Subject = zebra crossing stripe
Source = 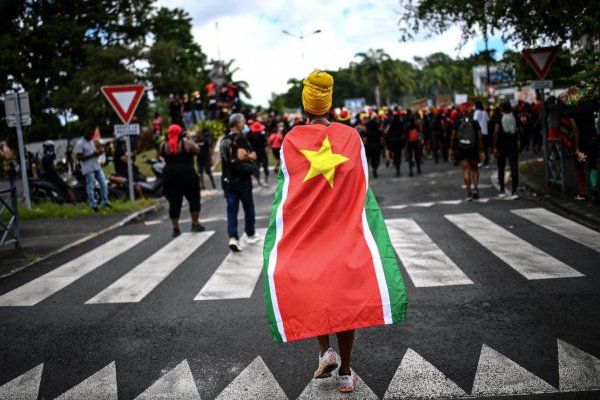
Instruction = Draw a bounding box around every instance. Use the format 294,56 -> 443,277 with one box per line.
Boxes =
386,218 -> 473,287
471,344 -> 557,396
86,232 -> 214,304
55,362 -> 117,400
446,213 -> 584,280
214,356 -> 287,400
512,208 -> 600,252
0,235 -> 149,307
0,363 -> 42,400
195,229 -> 266,301
383,349 -> 467,399
134,360 -> 200,400
558,339 -> 600,392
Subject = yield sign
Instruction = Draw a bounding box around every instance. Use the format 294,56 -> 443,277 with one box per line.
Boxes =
101,84 -> 145,124
521,46 -> 559,80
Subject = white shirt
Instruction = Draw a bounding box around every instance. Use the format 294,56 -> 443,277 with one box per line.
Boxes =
74,138 -> 101,175
474,109 -> 490,135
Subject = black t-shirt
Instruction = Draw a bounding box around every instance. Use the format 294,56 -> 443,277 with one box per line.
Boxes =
388,116 -> 404,145
193,97 -> 203,111
247,132 -> 267,155
113,146 -> 128,176
567,102 -> 598,145
453,117 -> 481,151
41,153 -> 56,177
221,133 -> 252,184
495,112 -> 520,150
196,134 -> 213,158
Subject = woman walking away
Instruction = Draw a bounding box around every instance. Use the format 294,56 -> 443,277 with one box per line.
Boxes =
451,103 -> 485,201
263,71 -> 407,393
494,101 -> 522,199
160,124 -> 205,237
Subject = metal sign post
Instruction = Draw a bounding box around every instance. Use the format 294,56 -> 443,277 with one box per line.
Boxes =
115,124 -> 140,202
4,92 -> 32,209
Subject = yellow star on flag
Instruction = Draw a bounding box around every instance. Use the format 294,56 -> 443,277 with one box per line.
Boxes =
300,135 -> 349,188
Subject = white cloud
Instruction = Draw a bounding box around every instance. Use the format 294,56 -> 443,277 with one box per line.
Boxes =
156,0 -> 480,106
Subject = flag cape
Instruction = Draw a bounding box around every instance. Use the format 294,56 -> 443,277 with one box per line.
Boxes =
263,122 -> 407,343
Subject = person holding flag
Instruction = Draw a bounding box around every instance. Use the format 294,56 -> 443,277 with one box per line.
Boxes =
263,71 -> 408,393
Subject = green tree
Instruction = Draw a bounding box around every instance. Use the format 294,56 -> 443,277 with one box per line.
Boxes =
352,49 -> 395,107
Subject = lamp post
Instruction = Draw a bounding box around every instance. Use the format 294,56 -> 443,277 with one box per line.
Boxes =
282,29 -> 322,75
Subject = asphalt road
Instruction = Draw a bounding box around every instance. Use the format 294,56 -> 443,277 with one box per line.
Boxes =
1,156 -> 599,400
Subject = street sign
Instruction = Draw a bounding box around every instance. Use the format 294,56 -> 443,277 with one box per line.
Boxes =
531,80 -> 553,90
114,123 -> 140,138
101,84 -> 145,124
522,46 -> 559,80
4,92 -> 31,127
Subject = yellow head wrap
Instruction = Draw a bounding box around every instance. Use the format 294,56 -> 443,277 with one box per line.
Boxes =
302,71 -> 333,116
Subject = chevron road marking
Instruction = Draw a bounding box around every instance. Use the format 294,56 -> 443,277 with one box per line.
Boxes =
195,228 -> 267,300
512,208 -> 600,252
134,360 -> 200,400
214,356 -> 287,400
387,218 -> 473,287
0,235 -> 149,307
446,213 -> 584,280
55,362 -> 117,400
86,232 -> 214,304
0,363 -> 43,400
558,339 -> 600,392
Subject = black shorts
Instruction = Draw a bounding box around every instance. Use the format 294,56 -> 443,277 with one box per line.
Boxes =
272,148 -> 281,160
456,147 -> 479,161
197,156 -> 211,175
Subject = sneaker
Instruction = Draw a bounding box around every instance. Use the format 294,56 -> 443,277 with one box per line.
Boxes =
246,234 -> 260,244
574,194 -> 587,201
472,190 -> 480,200
92,206 -> 99,213
313,348 -> 339,379
172,228 -> 181,237
103,203 -> 112,209
191,224 -> 206,232
498,191 -> 507,198
228,237 -> 242,252
510,192 -> 519,200
466,192 -> 473,202
338,370 -> 356,392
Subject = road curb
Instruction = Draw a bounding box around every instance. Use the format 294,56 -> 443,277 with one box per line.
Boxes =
490,164 -> 600,232
0,203 -> 161,279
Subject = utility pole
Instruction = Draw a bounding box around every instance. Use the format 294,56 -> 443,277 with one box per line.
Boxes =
282,29 -> 322,76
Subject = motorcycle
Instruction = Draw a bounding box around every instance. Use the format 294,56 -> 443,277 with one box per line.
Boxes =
108,158 -> 164,199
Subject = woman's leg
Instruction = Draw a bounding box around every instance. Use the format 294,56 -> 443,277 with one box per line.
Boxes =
460,160 -> 471,194
317,335 -> 330,355
471,160 -> 480,191
336,329 -> 355,374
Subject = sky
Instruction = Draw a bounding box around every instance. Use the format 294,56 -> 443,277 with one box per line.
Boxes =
155,0 -> 503,106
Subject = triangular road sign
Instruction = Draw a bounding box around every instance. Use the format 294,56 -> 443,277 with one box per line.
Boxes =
522,46 -> 559,80
101,84 -> 145,124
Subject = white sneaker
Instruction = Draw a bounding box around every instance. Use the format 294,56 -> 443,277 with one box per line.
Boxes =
246,234 -> 261,244
510,192 -> 519,200
314,348 -> 339,379
228,237 -> 242,252
498,192 -> 507,198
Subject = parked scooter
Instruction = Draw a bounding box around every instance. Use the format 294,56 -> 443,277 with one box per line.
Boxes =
108,158 -> 164,199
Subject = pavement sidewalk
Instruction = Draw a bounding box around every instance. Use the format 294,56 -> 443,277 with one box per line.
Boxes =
490,156 -> 600,231
0,204 -> 159,279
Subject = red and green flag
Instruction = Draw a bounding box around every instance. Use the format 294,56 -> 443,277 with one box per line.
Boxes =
263,122 -> 408,343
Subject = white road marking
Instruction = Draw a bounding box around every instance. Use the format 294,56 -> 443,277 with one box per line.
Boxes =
513,208 -> 600,252
86,232 -> 214,304
144,220 -> 162,226
56,362 -> 118,400
386,219 -> 473,287
134,360 -> 200,400
195,229 -> 266,300
0,235 -> 149,307
215,357 -> 287,400
471,344 -> 557,396
384,349 -> 467,399
0,363 -> 43,400
387,204 -> 408,210
438,200 -> 463,205
558,339 -> 600,392
446,213 -> 584,280
299,372 -> 378,399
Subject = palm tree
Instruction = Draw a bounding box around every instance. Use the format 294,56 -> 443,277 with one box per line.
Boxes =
353,49 -> 393,107
209,59 -> 251,99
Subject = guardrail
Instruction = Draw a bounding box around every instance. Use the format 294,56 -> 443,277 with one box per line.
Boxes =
0,185 -> 20,249
546,137 -> 567,195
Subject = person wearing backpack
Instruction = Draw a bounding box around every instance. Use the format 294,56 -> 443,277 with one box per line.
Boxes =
405,110 -> 423,177
493,102 -> 522,199
450,102 -> 485,201
220,113 -> 260,252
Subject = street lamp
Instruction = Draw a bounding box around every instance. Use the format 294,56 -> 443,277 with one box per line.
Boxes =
282,29 -> 322,76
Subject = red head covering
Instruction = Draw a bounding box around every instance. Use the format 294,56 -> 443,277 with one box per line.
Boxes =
459,102 -> 472,112
167,124 -> 182,153
250,121 -> 265,133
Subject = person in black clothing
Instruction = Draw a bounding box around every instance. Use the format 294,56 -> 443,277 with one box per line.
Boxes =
40,140 -> 77,204
168,95 -> 182,126
195,128 -> 216,190
430,109 -> 445,164
450,103 -> 485,200
113,138 -> 145,199
405,111 -> 422,177
160,124 -> 205,237
363,115 -> 383,178
220,113 -> 259,252
493,102 -> 522,199
568,99 -> 600,202
385,109 -> 405,176
192,91 -> 205,122
247,120 -> 269,186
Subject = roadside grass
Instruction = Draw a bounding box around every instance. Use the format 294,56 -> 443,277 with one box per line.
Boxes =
15,198 -> 157,221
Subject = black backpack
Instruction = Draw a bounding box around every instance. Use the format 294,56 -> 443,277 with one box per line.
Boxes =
457,118 -> 476,150
220,134 -> 257,181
